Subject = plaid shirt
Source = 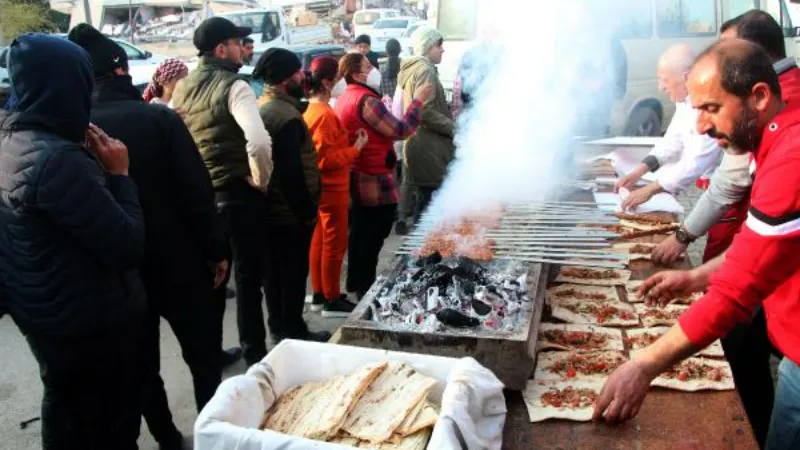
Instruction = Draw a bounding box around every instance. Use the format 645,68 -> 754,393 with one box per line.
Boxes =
380,65 -> 398,98
451,75 -> 463,119
361,96 -> 423,140
351,170 -> 400,206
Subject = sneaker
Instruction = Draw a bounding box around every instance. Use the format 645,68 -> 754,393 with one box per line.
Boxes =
310,292 -> 325,312
322,296 -> 356,318
221,347 -> 242,367
395,220 -> 409,236
304,330 -> 333,342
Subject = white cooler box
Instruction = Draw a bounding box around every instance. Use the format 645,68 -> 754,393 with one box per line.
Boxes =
194,340 -> 507,450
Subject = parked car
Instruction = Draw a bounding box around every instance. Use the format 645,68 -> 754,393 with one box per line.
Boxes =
398,21 -> 427,56
218,8 -> 333,53
368,17 -> 423,54
352,8 -> 401,39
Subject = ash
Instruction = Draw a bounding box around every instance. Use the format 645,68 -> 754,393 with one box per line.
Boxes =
369,253 -> 533,333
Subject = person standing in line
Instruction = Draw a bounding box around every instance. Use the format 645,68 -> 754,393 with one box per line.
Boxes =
397,27 -> 455,222
143,58 -> 189,106
68,24 -> 229,450
355,34 -> 380,68
303,56 -> 368,316
0,34 -> 145,450
252,48 -> 331,343
335,53 -> 431,299
243,37 -> 255,65
171,17 -> 273,366
380,38 -> 402,98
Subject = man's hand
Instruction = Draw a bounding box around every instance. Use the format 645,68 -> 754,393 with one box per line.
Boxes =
621,183 -> 661,211
640,270 -> 705,306
651,235 -> 688,265
214,259 -> 229,289
592,359 -> 655,424
86,123 -> 130,176
614,163 -> 649,193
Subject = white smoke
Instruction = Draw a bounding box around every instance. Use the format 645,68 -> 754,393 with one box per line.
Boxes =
427,0 -> 623,222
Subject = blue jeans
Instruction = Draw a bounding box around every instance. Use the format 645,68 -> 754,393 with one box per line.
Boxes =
767,358 -> 800,449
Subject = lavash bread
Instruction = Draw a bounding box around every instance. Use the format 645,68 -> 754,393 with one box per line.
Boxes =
394,401 -> 439,437
343,362 -> 438,443
264,361 -> 388,440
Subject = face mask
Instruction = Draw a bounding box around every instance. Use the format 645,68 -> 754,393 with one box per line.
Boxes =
331,77 -> 346,98
367,67 -> 381,91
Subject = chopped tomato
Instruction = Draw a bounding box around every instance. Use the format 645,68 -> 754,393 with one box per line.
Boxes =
566,367 -> 577,378
677,372 -> 688,381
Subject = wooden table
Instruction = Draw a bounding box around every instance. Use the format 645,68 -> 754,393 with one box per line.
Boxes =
504,180 -> 759,449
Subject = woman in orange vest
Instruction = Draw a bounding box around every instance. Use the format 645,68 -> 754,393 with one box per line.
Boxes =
303,56 -> 368,317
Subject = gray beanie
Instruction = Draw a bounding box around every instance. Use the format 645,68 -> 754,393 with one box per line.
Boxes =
412,27 -> 444,57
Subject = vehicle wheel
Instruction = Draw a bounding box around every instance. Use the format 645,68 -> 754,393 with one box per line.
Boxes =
623,106 -> 662,136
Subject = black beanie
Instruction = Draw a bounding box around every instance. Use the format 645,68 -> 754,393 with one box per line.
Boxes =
252,48 -> 302,85
68,23 -> 128,75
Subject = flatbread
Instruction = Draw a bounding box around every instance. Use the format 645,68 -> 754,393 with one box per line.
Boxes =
523,378 -> 605,422
369,428 -> 432,450
612,242 -> 659,260
550,298 -> 639,327
394,398 -> 426,437
395,402 -> 438,438
535,350 -> 627,380
625,327 -> 724,358
328,434 -> 361,446
614,212 -> 675,225
554,266 -> 632,286
537,323 -> 625,352
625,280 -> 644,302
630,351 -> 734,391
619,218 -> 679,232
634,304 -> 689,327
264,361 -> 388,440
343,362 -> 437,443
546,283 -> 621,305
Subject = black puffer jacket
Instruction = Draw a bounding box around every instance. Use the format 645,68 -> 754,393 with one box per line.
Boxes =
0,34 -> 146,336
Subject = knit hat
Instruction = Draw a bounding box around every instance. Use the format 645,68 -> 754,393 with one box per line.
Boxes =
355,34 -> 371,46
412,27 -> 443,57
194,17 -> 252,55
143,58 -> 189,103
252,48 -> 302,85
67,23 -> 128,75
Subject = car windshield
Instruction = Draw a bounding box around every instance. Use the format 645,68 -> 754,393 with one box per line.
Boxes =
355,12 -> 381,25
373,19 -> 409,29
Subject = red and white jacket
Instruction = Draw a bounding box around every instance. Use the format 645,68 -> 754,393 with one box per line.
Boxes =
679,102 -> 800,364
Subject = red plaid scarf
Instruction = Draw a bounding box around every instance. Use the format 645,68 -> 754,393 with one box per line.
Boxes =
143,58 -> 188,103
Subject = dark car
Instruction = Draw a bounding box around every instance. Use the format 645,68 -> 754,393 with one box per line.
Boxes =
249,44 -> 347,72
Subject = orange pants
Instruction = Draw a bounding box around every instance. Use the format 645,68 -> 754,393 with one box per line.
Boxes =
310,190 -> 350,300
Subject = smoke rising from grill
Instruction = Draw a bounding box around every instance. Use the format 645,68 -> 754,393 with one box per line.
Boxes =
427,0 -> 624,222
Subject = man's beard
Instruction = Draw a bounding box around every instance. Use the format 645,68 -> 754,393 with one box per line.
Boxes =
707,107 -> 760,154
287,79 -> 305,99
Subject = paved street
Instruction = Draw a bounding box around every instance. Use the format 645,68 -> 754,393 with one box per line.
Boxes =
0,186 -> 754,450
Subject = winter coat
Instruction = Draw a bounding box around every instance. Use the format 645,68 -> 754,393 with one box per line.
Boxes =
397,56 -> 455,188
90,75 -> 228,303
0,35 -> 146,336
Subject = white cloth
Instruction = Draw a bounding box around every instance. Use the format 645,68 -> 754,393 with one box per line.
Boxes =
229,80 -> 273,192
367,66 -> 382,92
391,85 -> 405,120
193,357 -> 505,450
149,97 -> 169,106
648,97 -> 722,193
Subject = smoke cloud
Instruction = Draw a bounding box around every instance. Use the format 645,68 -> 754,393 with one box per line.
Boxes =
427,0 -> 623,222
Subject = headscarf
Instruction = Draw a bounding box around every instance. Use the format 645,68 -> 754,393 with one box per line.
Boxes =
143,58 -> 189,103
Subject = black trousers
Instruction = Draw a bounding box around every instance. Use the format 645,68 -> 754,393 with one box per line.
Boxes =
141,274 -> 223,444
217,183 -> 271,364
262,223 -> 314,341
346,204 -> 396,297
721,308 -> 781,449
26,321 -> 143,450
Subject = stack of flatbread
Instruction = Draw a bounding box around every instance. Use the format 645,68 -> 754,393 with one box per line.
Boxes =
263,361 -> 438,449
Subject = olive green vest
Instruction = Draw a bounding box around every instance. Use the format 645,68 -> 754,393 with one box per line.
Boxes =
257,89 -> 321,224
171,56 -> 249,189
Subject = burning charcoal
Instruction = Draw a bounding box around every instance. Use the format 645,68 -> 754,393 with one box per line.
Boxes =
426,287 -> 440,311
452,275 -> 476,297
471,298 -> 492,316
436,308 -> 480,328
447,257 -> 489,285
419,314 -> 441,333
507,301 -> 521,316
415,251 -> 443,268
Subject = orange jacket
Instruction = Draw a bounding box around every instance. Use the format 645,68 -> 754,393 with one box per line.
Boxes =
303,102 -> 360,192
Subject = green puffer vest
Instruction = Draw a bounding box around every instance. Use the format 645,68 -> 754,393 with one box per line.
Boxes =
171,57 -> 249,189
258,89 -> 321,224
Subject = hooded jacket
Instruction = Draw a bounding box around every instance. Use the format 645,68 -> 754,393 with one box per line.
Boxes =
90,75 -> 227,299
0,34 -> 146,336
397,56 -> 455,188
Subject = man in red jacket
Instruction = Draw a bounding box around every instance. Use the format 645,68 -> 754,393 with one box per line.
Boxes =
594,39 -> 800,449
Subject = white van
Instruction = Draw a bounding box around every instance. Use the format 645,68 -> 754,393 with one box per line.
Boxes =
352,8 -> 401,39
218,8 -> 333,53
426,0 -> 797,136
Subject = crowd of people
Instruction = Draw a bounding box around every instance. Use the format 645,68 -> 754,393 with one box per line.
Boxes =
0,15 -> 453,450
